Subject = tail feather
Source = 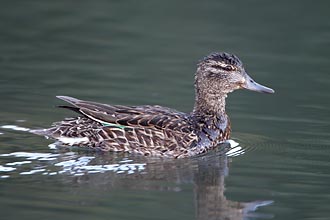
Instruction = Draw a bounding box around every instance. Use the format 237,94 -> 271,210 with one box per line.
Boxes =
56,96 -> 81,106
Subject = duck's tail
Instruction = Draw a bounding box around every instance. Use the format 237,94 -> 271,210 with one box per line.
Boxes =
30,116 -> 102,146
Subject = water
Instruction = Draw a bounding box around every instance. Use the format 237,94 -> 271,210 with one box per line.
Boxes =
1,0 -> 330,219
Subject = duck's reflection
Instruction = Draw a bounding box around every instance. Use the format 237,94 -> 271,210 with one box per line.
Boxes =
192,154 -> 273,220
63,148 -> 273,220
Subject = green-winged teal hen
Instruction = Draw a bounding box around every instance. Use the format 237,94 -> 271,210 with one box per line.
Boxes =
32,52 -> 274,158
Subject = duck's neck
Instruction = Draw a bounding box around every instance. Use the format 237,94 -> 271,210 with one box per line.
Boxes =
192,90 -> 227,117
190,89 -> 231,155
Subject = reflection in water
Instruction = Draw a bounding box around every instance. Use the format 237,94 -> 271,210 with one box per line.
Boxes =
0,143 -> 272,220
193,155 -> 273,220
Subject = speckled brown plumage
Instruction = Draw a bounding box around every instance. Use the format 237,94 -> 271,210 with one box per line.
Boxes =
31,52 -> 274,158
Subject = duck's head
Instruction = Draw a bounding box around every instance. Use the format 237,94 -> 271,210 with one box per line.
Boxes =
195,52 -> 274,95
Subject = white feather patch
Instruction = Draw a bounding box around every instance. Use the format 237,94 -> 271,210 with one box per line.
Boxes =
58,137 -> 89,146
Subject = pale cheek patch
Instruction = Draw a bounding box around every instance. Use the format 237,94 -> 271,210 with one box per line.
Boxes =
229,73 -> 243,83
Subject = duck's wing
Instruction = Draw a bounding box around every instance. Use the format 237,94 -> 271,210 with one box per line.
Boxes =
56,96 -> 192,134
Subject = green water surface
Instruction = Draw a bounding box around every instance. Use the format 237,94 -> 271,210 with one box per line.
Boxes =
1,1 -> 330,220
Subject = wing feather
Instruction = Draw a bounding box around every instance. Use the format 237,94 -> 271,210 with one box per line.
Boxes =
57,96 -> 193,134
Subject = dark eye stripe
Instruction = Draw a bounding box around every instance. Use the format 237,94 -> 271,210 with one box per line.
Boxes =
211,65 -> 234,71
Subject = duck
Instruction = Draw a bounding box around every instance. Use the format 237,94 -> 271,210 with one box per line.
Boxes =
31,52 -> 274,158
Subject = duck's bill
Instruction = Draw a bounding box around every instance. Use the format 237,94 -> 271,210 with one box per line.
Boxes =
242,74 -> 275,94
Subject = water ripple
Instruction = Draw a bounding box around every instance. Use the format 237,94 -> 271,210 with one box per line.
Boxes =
1,124 -> 30,132
0,138 -> 242,179
0,151 -> 146,178
1,152 -> 60,161
225,139 -> 245,157
0,165 -> 16,172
